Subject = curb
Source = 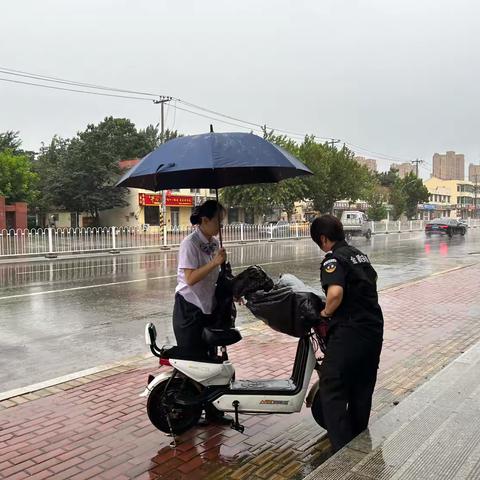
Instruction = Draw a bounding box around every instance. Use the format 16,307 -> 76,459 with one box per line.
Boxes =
0,320 -> 264,406
0,353 -> 152,409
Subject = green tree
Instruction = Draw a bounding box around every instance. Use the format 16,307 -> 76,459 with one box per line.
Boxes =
160,128 -> 182,145
388,174 -> 429,220
389,179 -> 406,220
137,125 -> 182,151
0,131 -> 22,154
34,117 -> 160,224
0,149 -> 37,203
367,184 -> 388,221
300,138 -> 374,214
0,131 -> 36,160
221,129 -> 307,219
33,136 -> 71,214
375,167 -> 400,189
64,118 -> 137,222
401,173 -> 429,219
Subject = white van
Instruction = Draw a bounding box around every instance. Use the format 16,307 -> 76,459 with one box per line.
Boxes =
340,211 -> 372,239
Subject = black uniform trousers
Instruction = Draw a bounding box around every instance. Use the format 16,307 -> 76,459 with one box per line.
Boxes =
319,323 -> 382,452
172,293 -> 213,352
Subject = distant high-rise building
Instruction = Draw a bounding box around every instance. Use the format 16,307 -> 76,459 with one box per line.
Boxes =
468,163 -> 480,183
391,162 -> 415,178
354,156 -> 377,172
432,151 -> 465,180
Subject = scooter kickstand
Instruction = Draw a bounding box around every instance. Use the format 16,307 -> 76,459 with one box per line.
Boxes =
231,400 -> 245,433
165,412 -> 177,448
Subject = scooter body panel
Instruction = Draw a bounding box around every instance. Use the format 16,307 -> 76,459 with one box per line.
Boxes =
139,370 -> 173,398
213,339 -> 317,414
171,359 -> 234,386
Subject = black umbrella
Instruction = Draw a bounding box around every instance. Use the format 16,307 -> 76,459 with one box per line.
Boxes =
116,131 -> 312,191
116,130 -> 312,245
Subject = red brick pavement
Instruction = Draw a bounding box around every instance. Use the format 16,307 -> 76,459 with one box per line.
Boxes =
0,263 -> 479,480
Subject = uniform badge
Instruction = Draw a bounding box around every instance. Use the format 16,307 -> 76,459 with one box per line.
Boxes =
324,259 -> 337,274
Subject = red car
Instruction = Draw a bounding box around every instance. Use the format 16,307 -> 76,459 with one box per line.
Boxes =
425,218 -> 467,237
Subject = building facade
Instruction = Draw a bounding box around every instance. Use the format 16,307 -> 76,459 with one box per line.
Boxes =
391,162 -> 415,178
468,163 -> 480,183
98,187 -> 219,229
0,196 -> 27,230
354,156 -> 377,172
432,151 -> 465,180
421,177 -> 478,219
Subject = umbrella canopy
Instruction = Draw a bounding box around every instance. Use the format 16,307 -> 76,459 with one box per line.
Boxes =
116,132 -> 312,190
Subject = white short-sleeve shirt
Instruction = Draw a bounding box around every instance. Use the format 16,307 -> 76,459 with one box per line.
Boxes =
175,229 -> 220,314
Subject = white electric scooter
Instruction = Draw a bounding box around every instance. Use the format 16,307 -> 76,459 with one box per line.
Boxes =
140,321 -> 327,442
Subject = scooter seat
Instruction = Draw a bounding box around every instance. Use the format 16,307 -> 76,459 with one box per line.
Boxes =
162,346 -> 223,364
202,328 -> 242,346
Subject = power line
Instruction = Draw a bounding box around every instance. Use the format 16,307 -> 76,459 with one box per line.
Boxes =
344,141 -> 412,163
177,98 -> 334,141
173,103 -> 264,134
177,99 -> 263,130
1,65 -> 427,166
0,77 -> 155,102
0,66 -> 161,98
0,66 -> 333,141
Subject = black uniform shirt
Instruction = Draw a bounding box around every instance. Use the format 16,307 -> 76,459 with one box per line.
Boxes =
320,240 -> 383,333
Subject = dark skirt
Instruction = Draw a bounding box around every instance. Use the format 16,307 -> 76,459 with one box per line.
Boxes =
173,293 -> 213,351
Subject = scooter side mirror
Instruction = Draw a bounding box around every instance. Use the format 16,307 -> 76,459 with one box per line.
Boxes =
145,323 -> 157,346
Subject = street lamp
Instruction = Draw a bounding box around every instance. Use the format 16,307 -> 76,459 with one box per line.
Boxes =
399,177 -> 418,193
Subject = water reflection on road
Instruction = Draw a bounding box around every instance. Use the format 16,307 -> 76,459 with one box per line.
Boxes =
0,229 -> 478,391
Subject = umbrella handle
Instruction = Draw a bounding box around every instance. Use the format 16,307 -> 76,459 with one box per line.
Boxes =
215,187 -> 223,248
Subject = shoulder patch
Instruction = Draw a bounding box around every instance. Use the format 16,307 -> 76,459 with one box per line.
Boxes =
323,258 -> 337,266
323,258 -> 337,273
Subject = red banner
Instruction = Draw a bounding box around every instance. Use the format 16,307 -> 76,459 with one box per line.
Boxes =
138,193 -> 161,206
139,192 -> 193,207
166,194 -> 193,207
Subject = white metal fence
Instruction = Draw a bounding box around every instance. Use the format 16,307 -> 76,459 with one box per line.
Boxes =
1,219 -> 479,258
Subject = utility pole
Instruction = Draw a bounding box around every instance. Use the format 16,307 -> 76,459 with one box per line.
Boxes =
474,174 -> 479,219
153,96 -> 173,143
153,96 -> 172,246
411,158 -> 424,177
327,138 -> 341,149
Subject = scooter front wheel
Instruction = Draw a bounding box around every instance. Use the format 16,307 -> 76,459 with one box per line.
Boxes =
147,378 -> 202,435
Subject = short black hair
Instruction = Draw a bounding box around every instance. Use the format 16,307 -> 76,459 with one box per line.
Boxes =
190,200 -> 226,225
310,214 -> 345,243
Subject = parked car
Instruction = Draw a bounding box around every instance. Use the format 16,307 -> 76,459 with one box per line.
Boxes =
425,218 -> 467,237
340,211 -> 372,239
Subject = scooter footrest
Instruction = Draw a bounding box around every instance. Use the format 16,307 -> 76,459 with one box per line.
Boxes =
176,386 -> 229,406
231,379 -> 296,392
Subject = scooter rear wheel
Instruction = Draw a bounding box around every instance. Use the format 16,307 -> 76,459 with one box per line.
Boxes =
147,378 -> 202,435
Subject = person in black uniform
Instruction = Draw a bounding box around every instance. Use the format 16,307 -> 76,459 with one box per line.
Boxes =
310,214 -> 383,452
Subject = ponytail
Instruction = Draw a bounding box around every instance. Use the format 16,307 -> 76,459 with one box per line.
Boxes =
190,207 -> 201,225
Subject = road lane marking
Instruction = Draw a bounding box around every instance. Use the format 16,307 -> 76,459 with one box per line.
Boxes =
0,255 -> 323,301
0,275 -> 177,300
13,259 -> 160,275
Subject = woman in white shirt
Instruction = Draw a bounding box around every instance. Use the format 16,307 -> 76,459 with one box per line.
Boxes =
173,200 -> 226,353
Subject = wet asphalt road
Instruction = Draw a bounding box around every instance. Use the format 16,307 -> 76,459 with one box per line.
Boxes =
1,230 -> 479,392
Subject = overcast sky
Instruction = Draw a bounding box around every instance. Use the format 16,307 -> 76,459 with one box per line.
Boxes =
1,0 -> 480,177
